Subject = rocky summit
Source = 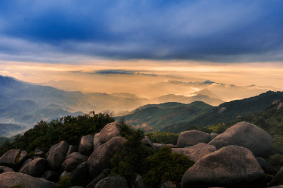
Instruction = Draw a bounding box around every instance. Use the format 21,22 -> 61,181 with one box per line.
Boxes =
0,120 -> 281,188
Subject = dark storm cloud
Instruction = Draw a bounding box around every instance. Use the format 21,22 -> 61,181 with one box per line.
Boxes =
0,0 -> 283,63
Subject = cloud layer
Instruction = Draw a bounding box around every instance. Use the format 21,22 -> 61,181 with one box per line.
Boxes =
0,0 -> 283,63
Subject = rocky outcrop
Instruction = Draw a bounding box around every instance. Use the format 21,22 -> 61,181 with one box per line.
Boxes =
88,136 -> 126,178
47,141 -> 69,170
86,169 -> 110,188
208,121 -> 273,157
34,148 -> 49,158
62,158 -> 79,172
19,157 -> 47,177
79,134 -> 94,156
66,152 -> 88,164
0,171 -> 57,188
278,102 -> 283,110
132,174 -> 145,188
177,130 -> 211,148
210,133 -> 218,140
99,122 -> 120,143
94,175 -> 129,188
0,149 -> 28,170
181,145 -> 266,188
41,170 -> 60,182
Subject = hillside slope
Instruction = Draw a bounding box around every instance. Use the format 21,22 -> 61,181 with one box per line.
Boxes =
161,91 -> 283,132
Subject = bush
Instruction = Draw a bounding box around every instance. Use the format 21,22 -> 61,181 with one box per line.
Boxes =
57,175 -> 72,188
110,127 -> 155,187
146,131 -> 179,145
143,146 -> 195,188
269,154 -> 283,166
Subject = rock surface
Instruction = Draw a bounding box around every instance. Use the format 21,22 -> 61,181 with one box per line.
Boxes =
182,143 -> 217,162
86,169 -> 110,188
93,133 -> 102,151
0,171 -> 57,188
79,134 -> 94,156
66,152 -> 88,164
0,165 -> 14,174
19,157 -> 47,177
47,141 -> 69,170
66,145 -> 77,157
70,162 -> 92,187
88,136 -> 126,178
177,130 -> 211,148
269,167 -> 283,187
208,121 -> 273,157
181,145 -> 266,188
62,158 -> 79,172
256,157 -> 278,176
99,122 -> 120,143
94,175 -> 129,188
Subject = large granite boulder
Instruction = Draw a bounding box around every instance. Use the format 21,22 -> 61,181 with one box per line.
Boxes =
99,122 -> 120,143
177,130 -> 211,148
88,136 -> 126,178
66,145 -> 77,157
41,170 -> 60,182
94,175 -> 129,188
86,169 -> 110,188
210,133 -> 218,140
62,158 -> 79,172
0,172 -> 57,188
66,152 -> 88,164
181,145 -> 266,188
0,165 -> 14,174
93,133 -> 102,151
47,141 -> 69,170
19,157 -> 47,177
182,143 -> 216,162
79,134 -> 94,156
0,149 -> 28,170
208,121 -> 273,157
70,162 -> 92,187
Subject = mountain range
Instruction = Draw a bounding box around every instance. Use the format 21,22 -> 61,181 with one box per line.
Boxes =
0,75 -> 224,136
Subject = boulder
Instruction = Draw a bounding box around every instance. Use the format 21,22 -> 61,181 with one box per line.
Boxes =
277,102 -> 283,110
88,136 -> 126,178
66,152 -> 88,164
19,157 -> 47,177
182,143 -> 217,162
70,162 -> 92,187
177,130 -> 211,148
79,134 -> 94,156
0,171 -> 57,188
0,165 -> 14,174
210,133 -> 218,140
60,171 -> 71,180
62,158 -> 79,172
34,147 -> 49,158
66,145 -> 77,157
47,141 -> 69,170
41,170 -> 60,182
99,122 -> 120,143
86,169 -> 110,188
0,149 -> 28,170
256,157 -> 278,176
269,167 -> 283,187
181,145 -> 266,188
208,121 -> 273,157
93,133 -> 102,151
94,175 -> 129,188
172,148 -> 186,154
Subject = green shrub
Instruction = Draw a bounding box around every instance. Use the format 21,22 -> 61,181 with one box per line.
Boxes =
57,175 -> 72,188
110,127 -> 155,187
146,131 -> 179,145
269,154 -> 283,166
143,146 -> 194,188
11,183 -> 25,188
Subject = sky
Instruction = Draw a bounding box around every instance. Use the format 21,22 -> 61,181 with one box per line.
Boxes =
0,0 -> 283,100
